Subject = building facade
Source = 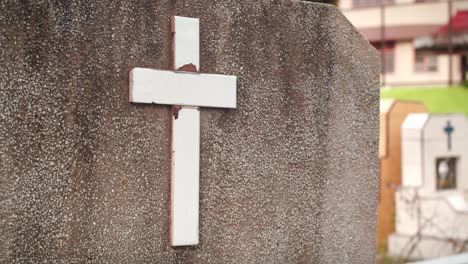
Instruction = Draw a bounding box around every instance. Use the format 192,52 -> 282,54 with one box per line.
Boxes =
339,0 -> 468,87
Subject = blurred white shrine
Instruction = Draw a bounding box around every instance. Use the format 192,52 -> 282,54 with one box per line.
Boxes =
389,113 -> 468,260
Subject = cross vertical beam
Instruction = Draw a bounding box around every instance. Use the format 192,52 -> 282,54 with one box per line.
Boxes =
170,16 -> 200,247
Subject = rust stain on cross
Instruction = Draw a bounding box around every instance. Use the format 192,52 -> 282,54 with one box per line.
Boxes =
178,63 -> 197,72
172,63 -> 198,120
172,105 -> 182,120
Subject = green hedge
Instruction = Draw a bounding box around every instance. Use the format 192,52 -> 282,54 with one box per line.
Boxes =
380,86 -> 468,116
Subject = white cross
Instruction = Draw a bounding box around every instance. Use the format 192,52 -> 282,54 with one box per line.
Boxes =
129,16 -> 237,247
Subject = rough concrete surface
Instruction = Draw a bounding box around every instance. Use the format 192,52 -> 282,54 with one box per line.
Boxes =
0,0 -> 380,263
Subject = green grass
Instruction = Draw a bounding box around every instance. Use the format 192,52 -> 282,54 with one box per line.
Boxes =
380,86 -> 468,116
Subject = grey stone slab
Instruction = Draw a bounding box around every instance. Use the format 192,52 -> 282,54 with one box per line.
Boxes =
0,0 -> 379,263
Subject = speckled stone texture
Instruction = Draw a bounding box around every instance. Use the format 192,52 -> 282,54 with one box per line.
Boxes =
0,0 -> 379,263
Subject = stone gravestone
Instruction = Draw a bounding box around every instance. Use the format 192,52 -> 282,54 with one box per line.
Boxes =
0,1 -> 379,263
377,99 -> 427,250
389,113 -> 468,259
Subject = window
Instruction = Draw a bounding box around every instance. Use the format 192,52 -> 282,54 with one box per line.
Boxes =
436,157 -> 457,190
371,41 -> 395,74
415,52 -> 438,72
352,0 -> 394,8
382,50 -> 395,73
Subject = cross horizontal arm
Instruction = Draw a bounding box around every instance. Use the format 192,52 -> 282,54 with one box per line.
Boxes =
129,67 -> 237,108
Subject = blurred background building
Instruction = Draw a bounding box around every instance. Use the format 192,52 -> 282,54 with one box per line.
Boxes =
339,0 -> 468,87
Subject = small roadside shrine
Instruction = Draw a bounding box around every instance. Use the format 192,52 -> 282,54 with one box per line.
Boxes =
389,113 -> 468,260
377,100 -> 427,250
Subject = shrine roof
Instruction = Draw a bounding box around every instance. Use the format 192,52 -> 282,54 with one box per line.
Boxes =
379,99 -> 395,113
402,113 -> 429,130
403,113 -> 468,131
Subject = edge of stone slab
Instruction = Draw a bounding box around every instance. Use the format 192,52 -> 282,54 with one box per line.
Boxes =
296,0 -> 380,67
